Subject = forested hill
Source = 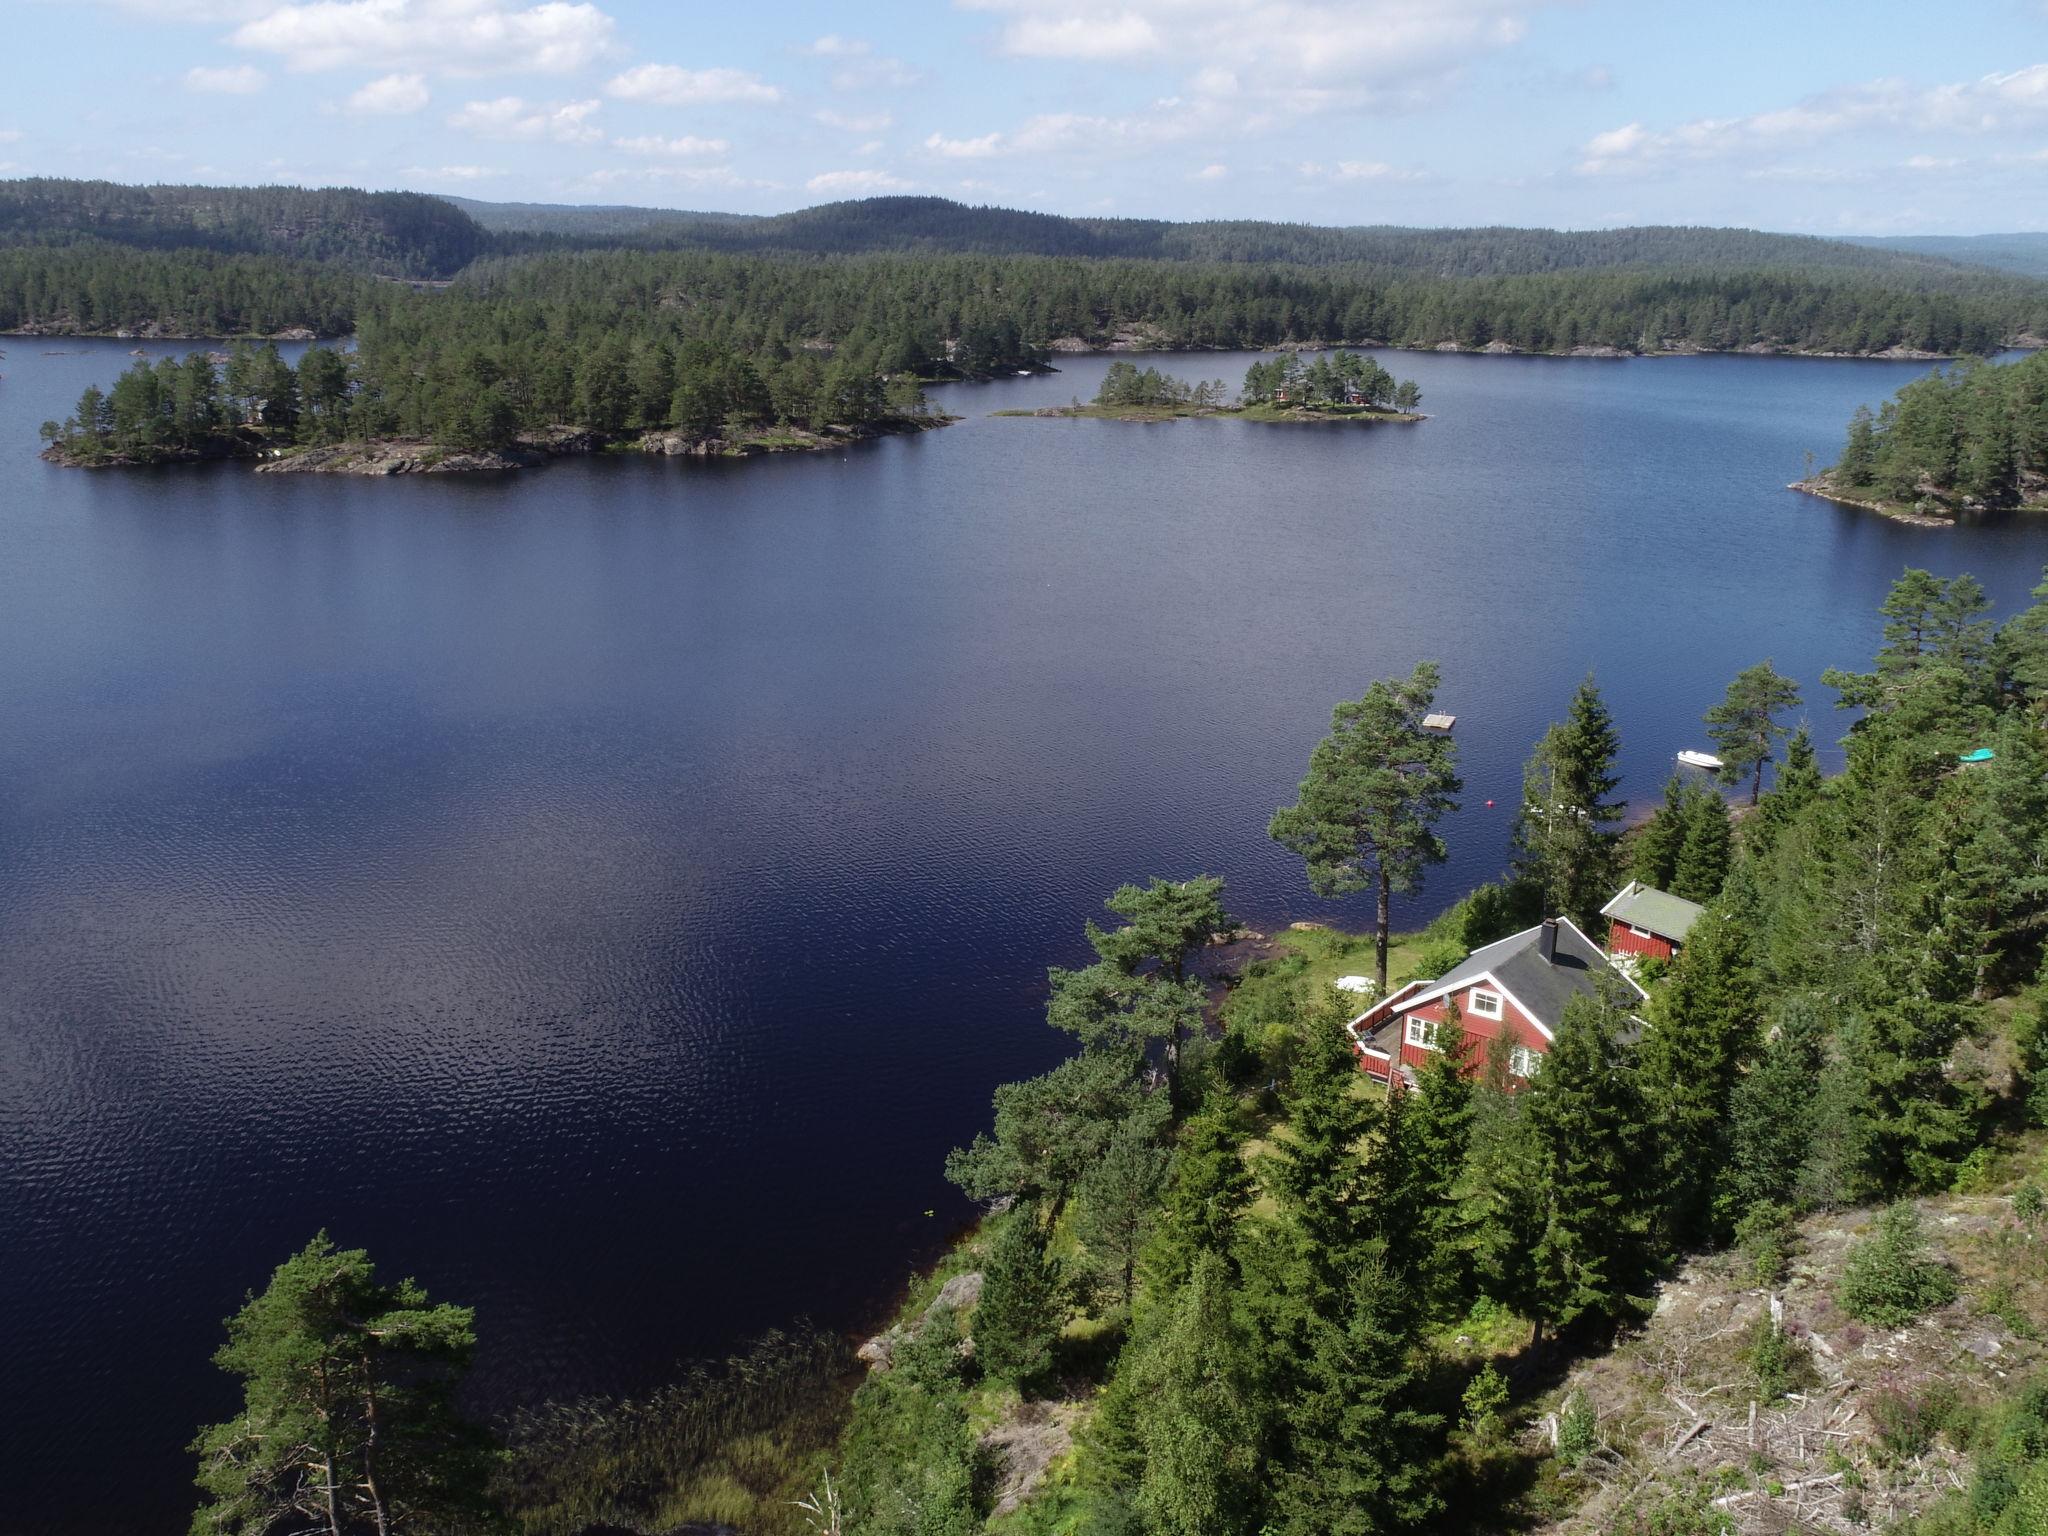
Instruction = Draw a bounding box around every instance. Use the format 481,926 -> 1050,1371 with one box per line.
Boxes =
0,179 -> 489,277
453,192 -> 1994,279
1847,233 -> 2048,280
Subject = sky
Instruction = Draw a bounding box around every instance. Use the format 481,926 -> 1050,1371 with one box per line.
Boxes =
3,0 -> 2047,233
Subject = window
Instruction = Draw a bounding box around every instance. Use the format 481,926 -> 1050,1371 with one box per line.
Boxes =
1509,1045 -> 1542,1079
1404,1017 -> 1441,1050
1468,988 -> 1503,1019
1628,923 -> 1653,939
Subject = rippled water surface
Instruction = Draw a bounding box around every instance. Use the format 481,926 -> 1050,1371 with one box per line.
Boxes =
4,338 -> 2046,1532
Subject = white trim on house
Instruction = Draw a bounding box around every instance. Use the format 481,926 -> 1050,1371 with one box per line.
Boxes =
1468,986 -> 1504,1019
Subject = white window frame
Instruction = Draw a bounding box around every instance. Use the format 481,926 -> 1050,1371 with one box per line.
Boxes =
1404,1017 -> 1441,1051
1468,987 -> 1504,1020
1509,1045 -> 1542,1079
1627,923 -> 1654,939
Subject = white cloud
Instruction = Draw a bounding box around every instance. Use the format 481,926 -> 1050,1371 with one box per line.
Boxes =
1191,162 -> 1228,180
346,71 -> 429,113
575,165 -> 774,190
1000,12 -> 1161,60
1331,159 -> 1426,182
806,168 -> 912,194
231,0 -> 616,76
924,130 -> 1002,159
960,0 -> 1540,101
816,108 -> 893,132
400,163 -> 500,179
1576,65 -> 2048,176
605,63 -> 781,105
448,95 -> 602,142
802,34 -> 869,56
613,133 -> 729,157
185,63 -> 268,92
0,129 -> 21,144
800,34 -> 917,92
1903,154 -> 1962,171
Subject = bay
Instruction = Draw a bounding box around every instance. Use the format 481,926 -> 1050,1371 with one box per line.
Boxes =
0,339 -> 2039,1533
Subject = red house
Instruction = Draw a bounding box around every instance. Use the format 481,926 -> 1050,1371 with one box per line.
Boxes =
1349,916 -> 1644,1087
1599,881 -> 1705,964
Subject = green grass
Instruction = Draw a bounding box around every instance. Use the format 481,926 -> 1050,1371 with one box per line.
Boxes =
1262,923 -> 1437,994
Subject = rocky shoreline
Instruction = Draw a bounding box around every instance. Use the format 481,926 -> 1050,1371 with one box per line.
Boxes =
1789,476 -> 1955,528
45,415 -> 957,475
1039,328 -> 2038,362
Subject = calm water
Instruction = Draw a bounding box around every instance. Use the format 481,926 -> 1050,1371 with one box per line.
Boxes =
3,337 -> 2044,1532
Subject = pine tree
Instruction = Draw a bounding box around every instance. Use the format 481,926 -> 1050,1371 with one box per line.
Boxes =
973,1204 -> 1063,1387
1270,663 -> 1463,991
189,1234 -> 497,1536
1705,660 -> 1803,804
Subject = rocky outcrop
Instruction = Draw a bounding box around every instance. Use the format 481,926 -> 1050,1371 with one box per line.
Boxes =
256,439 -> 548,474
857,1270 -> 983,1372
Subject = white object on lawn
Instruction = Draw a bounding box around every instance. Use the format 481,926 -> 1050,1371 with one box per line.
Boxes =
1335,975 -> 1378,995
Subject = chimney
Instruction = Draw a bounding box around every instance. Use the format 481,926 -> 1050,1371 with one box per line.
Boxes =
1538,917 -> 1559,964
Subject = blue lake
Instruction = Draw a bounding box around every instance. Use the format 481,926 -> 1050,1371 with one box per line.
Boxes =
2,337 -> 2042,1532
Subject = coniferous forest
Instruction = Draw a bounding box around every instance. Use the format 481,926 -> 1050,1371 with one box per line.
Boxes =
1816,350 -> 2048,515
188,571 -> 2048,1536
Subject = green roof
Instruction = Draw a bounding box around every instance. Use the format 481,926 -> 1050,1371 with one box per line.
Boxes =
1600,881 -> 1706,942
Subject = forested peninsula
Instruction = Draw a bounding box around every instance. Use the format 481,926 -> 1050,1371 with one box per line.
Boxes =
181,571 -> 2048,1536
1798,349 -> 2048,523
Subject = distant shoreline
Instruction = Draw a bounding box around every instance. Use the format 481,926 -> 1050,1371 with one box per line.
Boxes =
993,401 -> 1426,424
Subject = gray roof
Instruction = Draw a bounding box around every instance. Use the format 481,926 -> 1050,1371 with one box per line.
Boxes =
1600,881 -> 1706,943
1426,919 -> 1629,1030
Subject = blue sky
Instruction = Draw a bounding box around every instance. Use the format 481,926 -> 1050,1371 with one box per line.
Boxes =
4,0 -> 2045,232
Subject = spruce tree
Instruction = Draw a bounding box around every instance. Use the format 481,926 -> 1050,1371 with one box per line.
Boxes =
1150,1109 -> 1255,1288
1365,1028 -> 1474,1320
1671,789 -> 1734,904
1512,675 -> 1625,929
1454,1032 -> 1541,1314
973,1204 -> 1063,1387
1268,1251 -> 1445,1536
1523,992 -> 1657,1340
1636,906 -> 1760,1248
1072,1119 -> 1170,1310
1720,996 -> 1827,1225
1629,775 -> 1691,890
1128,1251 -> 1265,1536
1269,995 -> 1376,1295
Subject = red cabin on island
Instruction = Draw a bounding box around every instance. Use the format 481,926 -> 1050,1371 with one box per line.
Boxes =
1349,916 -> 1644,1088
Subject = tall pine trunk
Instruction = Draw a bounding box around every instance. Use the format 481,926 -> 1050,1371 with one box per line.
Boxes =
1376,870 -> 1392,993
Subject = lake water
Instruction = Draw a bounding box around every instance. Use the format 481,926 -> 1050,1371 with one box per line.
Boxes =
3,337 -> 2044,1533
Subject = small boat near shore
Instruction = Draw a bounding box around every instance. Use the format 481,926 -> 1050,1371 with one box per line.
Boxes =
1676,748 -> 1723,771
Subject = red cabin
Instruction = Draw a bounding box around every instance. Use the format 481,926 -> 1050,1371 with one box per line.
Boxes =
1599,880 -> 1705,965
1349,916 -> 1644,1088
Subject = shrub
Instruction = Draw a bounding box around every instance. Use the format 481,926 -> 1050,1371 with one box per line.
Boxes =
1605,1474 -> 1736,1536
1557,1392 -> 1599,1469
1866,1379 -> 1959,1463
1407,936 -> 1468,982
1837,1203 -> 1959,1328
2014,1183 -> 2044,1224
1746,1315 -> 1816,1401
1734,1200 -> 1796,1287
1462,1364 -> 1510,1440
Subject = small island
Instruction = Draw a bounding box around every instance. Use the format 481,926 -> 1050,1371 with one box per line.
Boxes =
39,343 -> 958,474
1793,349 -> 2047,525
997,352 -> 1425,424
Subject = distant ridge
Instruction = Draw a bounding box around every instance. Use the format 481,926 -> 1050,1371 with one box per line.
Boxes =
451,192 -> 1996,279
1845,233 -> 2048,280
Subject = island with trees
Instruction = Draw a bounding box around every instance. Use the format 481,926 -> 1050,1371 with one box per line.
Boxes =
38,340 -> 954,473
168,565 -> 2048,1536
1795,349 -> 2048,523
1000,352 -> 1424,426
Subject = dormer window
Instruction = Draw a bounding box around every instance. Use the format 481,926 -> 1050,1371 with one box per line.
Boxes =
1468,988 -> 1503,1019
